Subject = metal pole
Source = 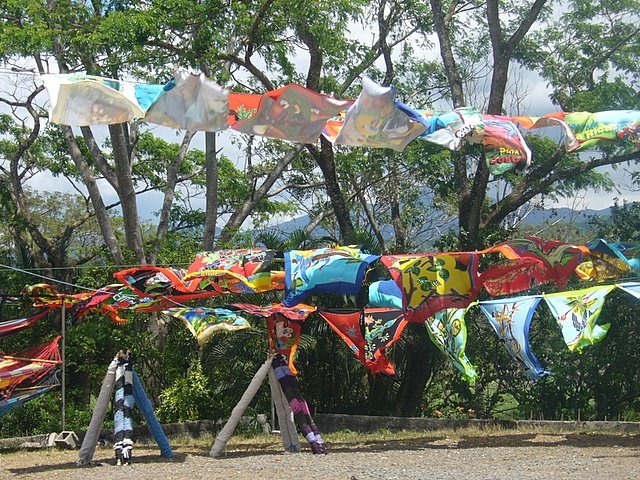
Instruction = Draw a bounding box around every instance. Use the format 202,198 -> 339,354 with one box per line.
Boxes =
61,302 -> 66,431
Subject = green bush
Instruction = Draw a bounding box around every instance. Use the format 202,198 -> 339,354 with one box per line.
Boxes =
156,361 -> 216,423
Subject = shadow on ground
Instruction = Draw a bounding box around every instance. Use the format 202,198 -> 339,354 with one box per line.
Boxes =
6,452 -> 187,476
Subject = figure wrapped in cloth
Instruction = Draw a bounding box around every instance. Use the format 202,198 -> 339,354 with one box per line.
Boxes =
113,350 -> 134,465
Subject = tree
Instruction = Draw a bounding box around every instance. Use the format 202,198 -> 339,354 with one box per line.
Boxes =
421,0 -> 640,249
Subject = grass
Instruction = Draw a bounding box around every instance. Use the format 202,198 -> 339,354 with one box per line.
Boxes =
144,423 -> 638,452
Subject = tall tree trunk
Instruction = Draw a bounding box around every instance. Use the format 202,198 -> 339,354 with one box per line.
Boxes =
310,138 -> 356,244
150,131 -> 195,264
429,0 -> 466,108
108,123 -> 146,263
217,144 -> 304,245
202,131 -> 219,250
388,161 -> 406,253
395,325 -> 440,416
457,0 -> 549,249
61,126 -> 125,263
350,174 -> 386,252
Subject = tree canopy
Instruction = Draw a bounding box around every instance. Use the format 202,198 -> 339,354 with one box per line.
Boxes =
0,0 -> 639,433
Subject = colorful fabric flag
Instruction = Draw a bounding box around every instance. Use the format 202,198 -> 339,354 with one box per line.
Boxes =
380,253 -> 481,323
266,314 -> 305,375
362,308 -> 407,372
396,105 -> 484,150
21,283 -> 91,309
232,303 -> 316,321
113,267 -> 188,297
114,266 -> 225,300
478,296 -> 549,379
555,110 -> 640,151
162,307 -> 250,346
543,285 -> 615,352
509,113 -> 580,151
0,309 -> 52,337
0,385 -> 58,418
481,237 -> 589,295
512,110 -> 640,152
324,75 -> 426,151
94,285 -> 177,319
319,308 -> 405,376
42,73 -> 161,126
367,279 -> 403,309
482,114 -> 531,175
72,285 -> 131,324
616,282 -> 640,300
576,239 -> 640,281
231,84 -> 351,143
184,249 -> 284,294
144,69 -> 229,131
233,303 -> 316,375
0,337 -> 61,395
425,307 -> 477,381
284,247 -> 379,307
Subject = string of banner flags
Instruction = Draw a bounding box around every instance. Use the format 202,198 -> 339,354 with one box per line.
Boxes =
3,236 -> 640,411
41,69 -> 640,175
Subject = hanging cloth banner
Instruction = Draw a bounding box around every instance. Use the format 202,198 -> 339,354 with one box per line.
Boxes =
162,307 -> 251,346
616,282 -> 640,300
362,308 -> 407,373
232,303 -> 316,375
576,239 -> 640,281
41,73 -> 161,126
231,84 -> 352,143
481,237 -> 589,295
0,336 -> 62,395
113,266 -> 210,298
284,247 -> 379,307
544,285 -> 615,352
232,302 -> 317,321
396,104 -> 484,150
425,307 -> 477,382
21,283 -> 91,309
266,314 -> 305,375
184,248 -> 284,294
367,279 -> 403,309
318,308 -> 405,376
96,285 -> 178,316
511,110 -> 640,152
482,114 -> 531,175
144,69 -> 229,131
323,75 -> 427,151
0,309 -> 52,337
478,295 -> 550,379
72,285 -> 132,324
0,384 -> 58,418
381,253 -> 481,323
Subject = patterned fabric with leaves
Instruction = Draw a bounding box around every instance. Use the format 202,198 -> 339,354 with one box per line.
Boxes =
544,286 -> 616,352
426,307 -> 477,382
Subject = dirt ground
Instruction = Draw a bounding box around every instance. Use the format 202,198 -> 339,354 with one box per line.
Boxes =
0,431 -> 639,480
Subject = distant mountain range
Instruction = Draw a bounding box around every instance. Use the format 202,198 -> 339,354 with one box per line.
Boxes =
266,207 -> 611,235
519,207 -> 610,225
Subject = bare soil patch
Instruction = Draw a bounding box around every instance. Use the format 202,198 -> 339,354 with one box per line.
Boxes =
0,430 -> 639,480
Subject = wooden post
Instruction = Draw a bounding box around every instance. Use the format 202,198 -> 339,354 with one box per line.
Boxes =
210,355 -> 273,458
61,302 -> 66,432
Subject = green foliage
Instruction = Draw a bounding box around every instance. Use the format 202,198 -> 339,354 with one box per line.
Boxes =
589,201 -> 640,242
156,360 -> 216,423
0,392 -> 61,437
